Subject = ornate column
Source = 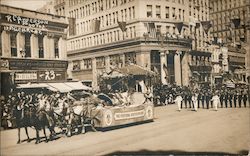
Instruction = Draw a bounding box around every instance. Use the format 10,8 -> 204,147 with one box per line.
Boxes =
58,36 -> 67,60
30,34 -> 39,58
43,35 -> 49,59
174,51 -> 182,85
1,31 -> 11,57
49,36 -> 55,59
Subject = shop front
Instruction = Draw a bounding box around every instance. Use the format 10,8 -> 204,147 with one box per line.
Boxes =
0,57 -> 68,95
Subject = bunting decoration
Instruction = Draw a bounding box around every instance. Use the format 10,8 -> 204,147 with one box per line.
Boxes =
93,19 -> 100,33
174,22 -> 184,34
118,21 -> 127,32
68,17 -> 76,36
144,22 -> 157,38
201,21 -> 212,34
231,18 -> 240,28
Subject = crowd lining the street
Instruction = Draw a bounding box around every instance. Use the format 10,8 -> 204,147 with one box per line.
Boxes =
0,84 -> 249,129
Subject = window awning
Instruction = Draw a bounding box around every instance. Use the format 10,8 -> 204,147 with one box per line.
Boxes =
17,82 -> 92,93
17,83 -> 49,89
47,83 -> 73,93
64,81 -> 92,91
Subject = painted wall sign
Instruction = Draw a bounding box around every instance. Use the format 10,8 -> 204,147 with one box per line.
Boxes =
0,13 -> 48,34
8,59 -> 68,70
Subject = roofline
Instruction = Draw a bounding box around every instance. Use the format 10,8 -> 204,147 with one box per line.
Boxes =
0,4 -> 66,19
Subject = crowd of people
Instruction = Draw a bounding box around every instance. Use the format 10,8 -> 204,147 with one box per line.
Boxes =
153,83 -> 250,111
1,84 -> 249,129
0,90 -> 71,130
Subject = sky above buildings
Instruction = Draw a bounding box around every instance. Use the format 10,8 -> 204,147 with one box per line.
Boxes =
1,0 -> 50,11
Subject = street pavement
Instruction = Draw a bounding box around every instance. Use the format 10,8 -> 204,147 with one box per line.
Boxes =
1,104 -> 250,155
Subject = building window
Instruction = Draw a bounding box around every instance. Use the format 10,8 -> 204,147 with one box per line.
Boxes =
38,35 -> 44,58
146,5 -> 152,17
24,33 -> 31,57
165,7 -> 169,18
156,5 -> 161,18
83,58 -> 92,69
172,7 -> 176,19
10,32 -> 17,57
125,52 -> 136,65
110,54 -> 123,67
73,60 -> 80,71
54,38 -> 59,58
96,57 -> 105,68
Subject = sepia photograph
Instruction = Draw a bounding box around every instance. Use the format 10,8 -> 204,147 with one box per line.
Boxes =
0,0 -> 249,155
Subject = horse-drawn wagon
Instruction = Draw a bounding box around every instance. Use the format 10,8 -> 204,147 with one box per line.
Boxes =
84,64 -> 156,129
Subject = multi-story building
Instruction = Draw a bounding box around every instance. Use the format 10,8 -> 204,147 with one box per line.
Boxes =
37,0 -> 55,14
0,5 -> 68,95
66,0 -> 211,89
54,0 -> 66,16
210,0 -> 250,84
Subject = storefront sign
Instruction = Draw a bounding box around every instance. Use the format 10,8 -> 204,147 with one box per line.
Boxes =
14,70 -> 66,83
8,59 -> 68,70
15,72 -> 37,81
37,70 -> 66,82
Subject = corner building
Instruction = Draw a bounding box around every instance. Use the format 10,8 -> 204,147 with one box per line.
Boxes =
66,0 -> 210,89
210,0 -> 250,84
0,5 -> 68,95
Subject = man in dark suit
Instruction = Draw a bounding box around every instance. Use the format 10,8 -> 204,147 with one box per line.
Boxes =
238,91 -> 243,108
228,91 -> 233,108
233,91 -> 238,108
220,91 -> 224,108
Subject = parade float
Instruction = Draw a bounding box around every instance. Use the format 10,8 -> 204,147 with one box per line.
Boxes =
87,64 -> 156,128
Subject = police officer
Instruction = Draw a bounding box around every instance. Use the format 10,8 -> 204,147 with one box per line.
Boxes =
233,91 -> 237,107
228,90 -> 233,108
205,92 -> 210,109
224,91 -> 228,108
220,91 -> 224,108
243,91 -> 248,108
238,91 -> 243,108
201,92 -> 205,109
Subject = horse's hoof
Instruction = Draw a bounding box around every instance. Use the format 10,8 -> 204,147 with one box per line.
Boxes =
17,140 -> 20,144
27,139 -> 31,143
35,141 -> 39,144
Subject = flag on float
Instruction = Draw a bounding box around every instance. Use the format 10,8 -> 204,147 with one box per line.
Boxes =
118,21 -> 127,32
144,22 -> 157,38
201,21 -> 212,34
